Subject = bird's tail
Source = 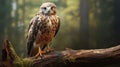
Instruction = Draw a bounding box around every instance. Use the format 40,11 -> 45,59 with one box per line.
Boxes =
27,16 -> 40,56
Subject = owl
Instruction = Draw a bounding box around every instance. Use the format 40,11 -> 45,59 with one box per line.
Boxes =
27,2 -> 60,57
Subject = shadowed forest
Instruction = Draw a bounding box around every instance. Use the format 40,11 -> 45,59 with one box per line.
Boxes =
0,0 -> 120,66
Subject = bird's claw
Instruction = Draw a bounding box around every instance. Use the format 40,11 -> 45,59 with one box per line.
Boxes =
45,48 -> 54,53
34,50 -> 46,59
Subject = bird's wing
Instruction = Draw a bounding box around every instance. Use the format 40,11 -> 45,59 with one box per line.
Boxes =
27,16 -> 41,56
54,17 -> 60,37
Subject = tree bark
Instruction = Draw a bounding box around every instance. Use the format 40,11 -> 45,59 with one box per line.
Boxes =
1,40 -> 120,67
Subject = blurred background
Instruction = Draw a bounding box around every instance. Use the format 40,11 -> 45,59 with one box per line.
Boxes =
0,0 -> 120,62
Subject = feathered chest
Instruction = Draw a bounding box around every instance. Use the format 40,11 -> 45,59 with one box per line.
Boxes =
38,16 -> 58,35
35,15 -> 59,43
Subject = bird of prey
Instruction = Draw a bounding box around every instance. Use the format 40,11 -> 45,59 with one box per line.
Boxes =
27,2 -> 60,57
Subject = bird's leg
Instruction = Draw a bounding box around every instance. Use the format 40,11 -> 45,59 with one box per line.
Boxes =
45,44 -> 53,53
34,46 -> 44,58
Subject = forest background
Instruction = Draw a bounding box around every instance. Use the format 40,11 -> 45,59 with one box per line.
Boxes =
0,1 -> 120,66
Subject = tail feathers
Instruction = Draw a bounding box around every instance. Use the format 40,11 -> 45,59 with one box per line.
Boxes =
27,41 -> 33,56
27,16 -> 40,56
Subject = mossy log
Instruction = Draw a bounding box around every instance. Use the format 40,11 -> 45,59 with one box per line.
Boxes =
1,40 -> 120,67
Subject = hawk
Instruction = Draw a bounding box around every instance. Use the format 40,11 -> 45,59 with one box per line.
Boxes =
27,2 -> 60,57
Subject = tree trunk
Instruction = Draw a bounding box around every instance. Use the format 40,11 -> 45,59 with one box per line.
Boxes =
80,0 -> 89,48
114,0 -> 120,44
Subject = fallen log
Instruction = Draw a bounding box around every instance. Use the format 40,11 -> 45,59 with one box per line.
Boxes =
1,40 -> 120,67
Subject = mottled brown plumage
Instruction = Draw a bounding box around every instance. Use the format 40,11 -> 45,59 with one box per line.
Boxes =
27,2 -> 60,57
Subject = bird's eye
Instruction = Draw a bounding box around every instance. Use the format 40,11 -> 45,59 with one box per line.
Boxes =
43,7 -> 46,10
51,6 -> 56,10
51,7 -> 54,10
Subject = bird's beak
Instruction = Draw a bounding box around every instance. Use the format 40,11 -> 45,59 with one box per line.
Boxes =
46,7 -> 51,14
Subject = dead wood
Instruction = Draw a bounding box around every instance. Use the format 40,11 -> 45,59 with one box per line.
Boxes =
1,40 -> 120,67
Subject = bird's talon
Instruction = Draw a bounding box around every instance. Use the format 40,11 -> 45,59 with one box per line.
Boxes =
34,54 -> 42,59
34,50 -> 44,58
46,48 -> 54,53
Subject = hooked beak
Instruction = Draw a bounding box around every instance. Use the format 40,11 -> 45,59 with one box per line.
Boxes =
44,7 -> 51,14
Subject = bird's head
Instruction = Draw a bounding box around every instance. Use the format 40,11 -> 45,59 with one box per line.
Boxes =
39,2 -> 56,16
